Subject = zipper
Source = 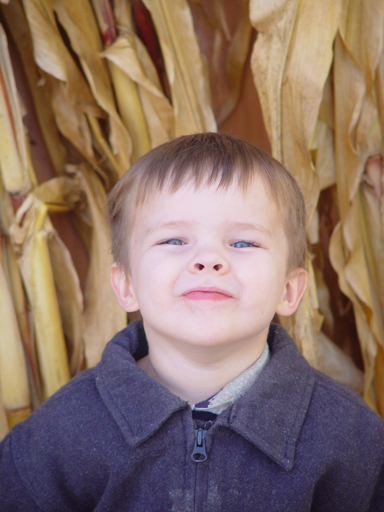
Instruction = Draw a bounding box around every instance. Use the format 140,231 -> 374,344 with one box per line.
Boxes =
191,421 -> 212,463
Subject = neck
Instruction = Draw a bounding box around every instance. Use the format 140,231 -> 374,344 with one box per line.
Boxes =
137,325 -> 269,405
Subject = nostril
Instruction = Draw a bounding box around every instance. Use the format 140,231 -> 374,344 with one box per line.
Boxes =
213,264 -> 223,271
195,263 -> 205,271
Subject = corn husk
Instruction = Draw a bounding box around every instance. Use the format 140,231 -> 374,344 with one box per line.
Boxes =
0,31 -> 41,411
0,14 -> 70,401
250,0 -> 384,407
250,0 -> 342,370
216,0 -> 252,125
0,257 -> 31,426
328,0 -> 384,411
21,0 -> 98,113
65,164 -> 126,367
21,0 -> 119,184
0,24 -> 32,195
91,0 -> 151,163
142,0 -> 216,135
250,0 -> 300,160
0,0 -> 67,174
31,164 -> 126,368
101,32 -> 174,149
33,178 -> 85,375
113,0 -> 133,29
10,197 -> 71,400
53,0 -> 131,174
108,60 -> 151,163
2,233 -> 41,409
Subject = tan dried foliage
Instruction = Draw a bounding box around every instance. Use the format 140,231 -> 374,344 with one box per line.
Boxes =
251,0 -> 384,411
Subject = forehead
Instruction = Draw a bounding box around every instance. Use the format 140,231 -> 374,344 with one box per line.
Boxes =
131,177 -> 283,235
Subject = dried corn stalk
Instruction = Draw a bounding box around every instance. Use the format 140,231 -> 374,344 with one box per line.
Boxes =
11,199 -> 71,400
250,0 -> 342,371
142,0 -> 216,135
251,0 -> 384,411
101,32 -> 174,148
64,164 -> 127,368
0,23 -> 33,427
328,0 -> 384,414
0,0 -> 67,174
21,0 -> 122,183
53,0 -> 132,174
0,257 -> 31,426
92,0 -> 152,162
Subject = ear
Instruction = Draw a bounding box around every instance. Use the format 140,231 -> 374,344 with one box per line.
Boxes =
275,268 -> 307,317
110,263 -> 139,312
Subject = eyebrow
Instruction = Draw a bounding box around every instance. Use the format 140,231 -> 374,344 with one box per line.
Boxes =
225,221 -> 272,237
146,220 -> 272,237
145,220 -> 193,237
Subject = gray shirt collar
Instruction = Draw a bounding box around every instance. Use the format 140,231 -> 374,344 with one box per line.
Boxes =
191,342 -> 270,415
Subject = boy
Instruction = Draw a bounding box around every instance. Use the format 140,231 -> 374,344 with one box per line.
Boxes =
0,133 -> 383,511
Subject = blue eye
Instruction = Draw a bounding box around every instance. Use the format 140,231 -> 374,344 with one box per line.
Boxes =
163,239 -> 185,245
232,241 -> 255,248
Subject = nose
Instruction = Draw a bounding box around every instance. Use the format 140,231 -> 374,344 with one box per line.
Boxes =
188,250 -> 229,274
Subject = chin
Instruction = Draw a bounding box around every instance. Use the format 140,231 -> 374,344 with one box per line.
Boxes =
176,320 -> 239,347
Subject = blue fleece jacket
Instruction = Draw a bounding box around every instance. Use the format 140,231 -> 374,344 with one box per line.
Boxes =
0,322 -> 383,511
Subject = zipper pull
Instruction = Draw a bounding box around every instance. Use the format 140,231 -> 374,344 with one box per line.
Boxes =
191,421 -> 211,463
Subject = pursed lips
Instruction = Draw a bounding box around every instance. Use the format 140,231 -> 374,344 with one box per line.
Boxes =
181,287 -> 233,301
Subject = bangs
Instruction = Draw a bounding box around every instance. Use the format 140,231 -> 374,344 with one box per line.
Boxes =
131,133 -> 265,207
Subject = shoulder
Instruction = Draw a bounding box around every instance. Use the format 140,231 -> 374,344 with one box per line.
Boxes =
309,367 -> 384,439
17,366 -> 105,437
5,364 -> 126,510
10,366 -> 114,464
268,323 -> 384,454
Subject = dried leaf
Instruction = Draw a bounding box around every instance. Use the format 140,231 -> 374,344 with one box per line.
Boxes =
33,176 -> 85,375
142,0 -> 216,135
21,0 -> 120,181
53,0 -> 131,173
0,260 -> 31,413
216,0 -> 252,125
108,60 -> 151,162
0,24 -> 32,195
329,0 -> 384,412
102,33 -> 174,149
21,0 -> 97,110
0,0 -> 67,174
66,164 -> 126,367
250,0 -> 300,160
280,0 -> 341,220
310,119 -> 336,190
10,198 -> 71,399
251,0 -> 342,371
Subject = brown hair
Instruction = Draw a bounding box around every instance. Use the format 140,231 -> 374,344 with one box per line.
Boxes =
106,132 -> 307,273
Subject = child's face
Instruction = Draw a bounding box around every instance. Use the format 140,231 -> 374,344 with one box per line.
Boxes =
112,177 -> 306,350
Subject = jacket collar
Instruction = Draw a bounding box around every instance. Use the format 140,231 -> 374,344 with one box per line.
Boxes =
95,321 -> 188,446
223,323 -> 315,471
95,322 -> 315,471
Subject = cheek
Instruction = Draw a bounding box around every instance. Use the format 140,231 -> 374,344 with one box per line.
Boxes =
237,256 -> 284,298
133,252 -> 180,302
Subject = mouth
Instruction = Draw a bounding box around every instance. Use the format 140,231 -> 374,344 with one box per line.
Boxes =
182,287 -> 233,301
